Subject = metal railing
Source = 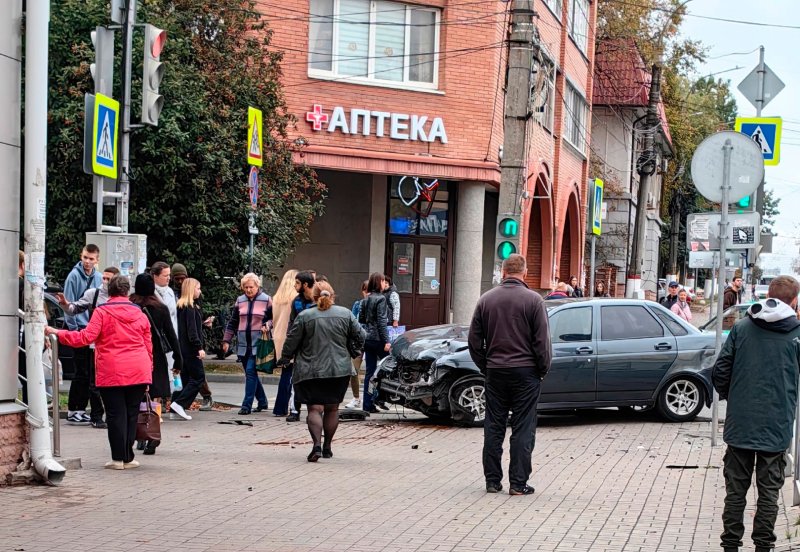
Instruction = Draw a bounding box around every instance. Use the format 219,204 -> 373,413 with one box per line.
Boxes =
16,309 -> 61,457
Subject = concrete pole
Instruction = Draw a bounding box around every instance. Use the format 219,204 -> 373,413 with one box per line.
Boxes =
493,0 -> 535,278
711,139 -> 733,447
754,46 -> 766,263
453,182 -> 485,324
23,0 -> 65,483
626,64 -> 662,298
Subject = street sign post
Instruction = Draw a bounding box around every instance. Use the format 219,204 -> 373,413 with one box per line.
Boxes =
247,106 -> 263,167
738,62 -> 785,112
588,179 -> 603,297
687,211 -> 761,252
691,131 -> 764,447
91,93 -> 119,179
248,166 -> 259,208
735,116 -> 782,166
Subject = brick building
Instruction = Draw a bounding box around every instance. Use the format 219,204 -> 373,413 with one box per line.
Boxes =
258,0 -> 596,324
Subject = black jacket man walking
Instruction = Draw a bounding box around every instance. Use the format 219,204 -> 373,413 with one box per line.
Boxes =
713,275 -> 800,552
468,254 -> 552,495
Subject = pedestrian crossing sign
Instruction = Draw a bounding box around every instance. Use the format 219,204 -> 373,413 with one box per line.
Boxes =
735,116 -> 781,166
247,106 -> 263,167
92,93 -> 119,178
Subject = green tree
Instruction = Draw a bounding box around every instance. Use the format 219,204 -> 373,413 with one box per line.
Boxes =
762,189 -> 780,234
45,0 -> 325,308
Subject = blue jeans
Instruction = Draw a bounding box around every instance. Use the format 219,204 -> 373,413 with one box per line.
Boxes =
363,340 -> 387,412
241,355 -> 267,411
273,363 -> 294,415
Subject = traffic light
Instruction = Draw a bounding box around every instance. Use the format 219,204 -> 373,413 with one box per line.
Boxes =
735,194 -> 752,213
497,217 -> 519,260
90,27 -> 114,96
142,24 -> 166,126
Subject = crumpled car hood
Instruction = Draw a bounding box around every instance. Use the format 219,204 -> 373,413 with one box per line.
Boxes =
392,324 -> 470,362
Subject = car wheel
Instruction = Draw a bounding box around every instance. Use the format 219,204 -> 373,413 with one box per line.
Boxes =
449,379 -> 486,427
656,377 -> 705,422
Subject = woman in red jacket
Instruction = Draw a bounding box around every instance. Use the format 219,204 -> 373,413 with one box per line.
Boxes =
45,276 -> 153,470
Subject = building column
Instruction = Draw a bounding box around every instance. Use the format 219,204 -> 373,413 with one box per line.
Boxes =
452,181 -> 485,324
0,0 -> 28,485
368,174 -> 387,274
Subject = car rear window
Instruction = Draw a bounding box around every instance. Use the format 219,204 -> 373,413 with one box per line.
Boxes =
651,308 -> 688,336
601,305 -> 664,340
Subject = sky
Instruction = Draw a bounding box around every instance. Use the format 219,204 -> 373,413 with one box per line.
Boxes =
680,0 -> 799,275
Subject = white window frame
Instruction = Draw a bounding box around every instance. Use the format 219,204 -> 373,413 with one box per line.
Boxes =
564,81 -> 588,153
531,56 -> 556,131
568,0 -> 589,55
542,0 -> 563,21
308,0 -> 441,92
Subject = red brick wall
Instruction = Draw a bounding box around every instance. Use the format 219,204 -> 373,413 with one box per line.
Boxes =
0,412 -> 28,485
259,0 -> 508,167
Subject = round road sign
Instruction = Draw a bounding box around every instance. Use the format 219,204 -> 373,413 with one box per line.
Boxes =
248,166 -> 259,207
690,131 -> 764,204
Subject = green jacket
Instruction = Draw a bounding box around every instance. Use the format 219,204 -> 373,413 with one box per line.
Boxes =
282,305 -> 366,385
712,300 -> 800,452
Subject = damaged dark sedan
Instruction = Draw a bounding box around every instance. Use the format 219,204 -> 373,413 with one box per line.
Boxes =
370,298 -> 718,426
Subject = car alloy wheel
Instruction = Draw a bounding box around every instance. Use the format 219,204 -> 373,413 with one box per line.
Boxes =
657,377 -> 704,422
453,382 -> 486,424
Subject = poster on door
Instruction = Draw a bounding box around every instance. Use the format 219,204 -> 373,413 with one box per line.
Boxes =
397,256 -> 410,275
424,257 -> 437,277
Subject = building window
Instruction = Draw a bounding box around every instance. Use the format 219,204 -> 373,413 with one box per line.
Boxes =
564,82 -> 588,152
542,0 -> 563,20
389,177 -> 449,237
309,0 -> 440,89
569,0 -> 589,54
531,56 -> 556,131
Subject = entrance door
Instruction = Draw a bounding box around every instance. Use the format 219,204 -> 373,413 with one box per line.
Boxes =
386,177 -> 451,329
389,240 -> 446,329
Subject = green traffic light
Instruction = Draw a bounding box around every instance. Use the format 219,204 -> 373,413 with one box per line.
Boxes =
499,218 -> 518,238
497,241 -> 516,260
737,195 -> 751,208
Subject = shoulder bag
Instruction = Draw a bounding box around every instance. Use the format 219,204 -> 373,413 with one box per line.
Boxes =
143,306 -> 173,354
255,328 -> 276,374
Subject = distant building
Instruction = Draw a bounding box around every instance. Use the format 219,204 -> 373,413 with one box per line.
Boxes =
590,39 -> 673,298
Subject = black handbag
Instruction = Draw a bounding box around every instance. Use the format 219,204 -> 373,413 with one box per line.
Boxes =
143,307 -> 173,354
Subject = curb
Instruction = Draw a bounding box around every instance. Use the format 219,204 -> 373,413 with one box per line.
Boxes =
204,372 -> 281,385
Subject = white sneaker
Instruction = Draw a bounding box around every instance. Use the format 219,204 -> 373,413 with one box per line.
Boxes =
169,402 -> 192,420
123,460 -> 140,469
104,460 -> 124,470
344,398 -> 361,409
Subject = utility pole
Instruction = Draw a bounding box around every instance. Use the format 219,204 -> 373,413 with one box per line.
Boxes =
626,64 -> 662,298
493,0 -> 536,282
117,0 -> 136,232
667,197 -> 679,281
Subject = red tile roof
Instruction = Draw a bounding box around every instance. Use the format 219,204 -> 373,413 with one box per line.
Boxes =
593,39 -> 673,148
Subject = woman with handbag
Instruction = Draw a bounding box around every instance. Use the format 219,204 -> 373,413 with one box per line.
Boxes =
360,272 -> 391,414
222,273 -> 274,415
282,282 -> 365,461
169,278 -> 207,421
130,273 -> 183,454
45,276 -> 152,470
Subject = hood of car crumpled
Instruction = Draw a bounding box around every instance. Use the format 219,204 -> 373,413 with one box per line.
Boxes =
391,324 -> 470,362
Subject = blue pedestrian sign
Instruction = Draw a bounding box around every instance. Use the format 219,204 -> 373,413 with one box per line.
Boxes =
735,117 -> 782,166
91,93 -> 119,178
591,178 -> 604,236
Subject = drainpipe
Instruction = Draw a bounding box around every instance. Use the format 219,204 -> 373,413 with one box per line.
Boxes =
24,0 -> 65,485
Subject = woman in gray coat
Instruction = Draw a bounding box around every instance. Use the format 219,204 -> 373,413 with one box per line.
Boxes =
282,281 -> 365,462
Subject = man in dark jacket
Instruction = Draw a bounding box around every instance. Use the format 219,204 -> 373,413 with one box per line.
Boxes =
712,275 -> 800,552
723,276 -> 743,311
660,281 -> 679,310
468,254 -> 552,496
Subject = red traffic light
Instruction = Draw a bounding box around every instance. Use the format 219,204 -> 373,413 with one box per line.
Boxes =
149,28 -> 167,58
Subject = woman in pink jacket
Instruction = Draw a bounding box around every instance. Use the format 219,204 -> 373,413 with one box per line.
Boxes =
46,276 -> 152,470
670,288 -> 693,322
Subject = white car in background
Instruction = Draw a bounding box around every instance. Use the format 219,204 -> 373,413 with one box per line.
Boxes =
754,284 -> 770,300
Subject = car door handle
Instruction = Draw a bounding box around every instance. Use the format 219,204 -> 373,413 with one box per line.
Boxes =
654,342 -> 672,351
574,346 -> 593,355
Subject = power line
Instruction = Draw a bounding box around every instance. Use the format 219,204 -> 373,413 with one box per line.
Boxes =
603,0 -> 800,30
